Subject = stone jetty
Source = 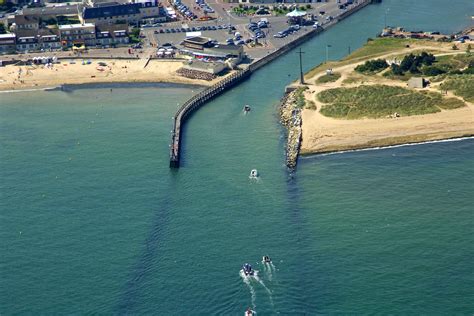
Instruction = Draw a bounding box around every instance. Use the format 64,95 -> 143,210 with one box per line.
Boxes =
280,90 -> 303,170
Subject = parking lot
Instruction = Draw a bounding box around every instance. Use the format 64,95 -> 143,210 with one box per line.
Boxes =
140,1 -> 352,59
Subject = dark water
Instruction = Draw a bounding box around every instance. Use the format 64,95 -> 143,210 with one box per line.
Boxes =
1,1 -> 473,314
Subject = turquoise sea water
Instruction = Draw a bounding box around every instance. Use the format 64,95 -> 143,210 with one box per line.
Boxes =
1,1 -> 473,314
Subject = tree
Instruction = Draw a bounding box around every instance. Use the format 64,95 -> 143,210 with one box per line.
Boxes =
422,66 -> 445,76
355,59 -> 389,73
391,64 -> 404,76
409,62 -> 420,74
400,53 -> 415,72
452,44 -> 459,50
419,51 -> 435,66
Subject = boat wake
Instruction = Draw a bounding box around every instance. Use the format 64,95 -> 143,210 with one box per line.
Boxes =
240,270 -> 257,309
253,274 -> 274,306
262,262 -> 276,281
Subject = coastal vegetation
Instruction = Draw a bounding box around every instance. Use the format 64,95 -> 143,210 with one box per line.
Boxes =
440,77 -> 474,102
129,28 -> 141,43
389,52 -> 436,76
294,86 -> 308,108
316,72 -> 341,83
354,59 -> 388,74
317,85 -> 464,119
304,38 -> 446,80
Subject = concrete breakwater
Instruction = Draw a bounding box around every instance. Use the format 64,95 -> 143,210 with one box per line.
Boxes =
280,90 -> 303,170
169,68 -> 251,167
169,0 -> 373,168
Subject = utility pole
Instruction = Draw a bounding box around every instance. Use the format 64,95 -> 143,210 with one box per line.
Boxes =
297,48 -> 305,84
326,44 -> 331,63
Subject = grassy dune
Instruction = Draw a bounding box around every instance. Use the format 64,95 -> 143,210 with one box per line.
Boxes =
440,76 -> 474,102
317,85 -> 465,119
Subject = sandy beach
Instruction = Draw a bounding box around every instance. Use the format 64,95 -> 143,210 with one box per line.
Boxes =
299,43 -> 474,154
301,102 -> 474,154
0,59 -> 220,92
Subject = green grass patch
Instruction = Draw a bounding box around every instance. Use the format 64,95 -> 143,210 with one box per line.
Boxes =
345,38 -> 413,60
306,100 -> 317,110
341,75 -> 365,85
294,87 -> 307,108
439,76 -> 474,102
317,85 -> 464,119
316,72 -> 341,84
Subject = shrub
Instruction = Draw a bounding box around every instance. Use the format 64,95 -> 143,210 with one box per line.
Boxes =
354,59 -> 388,74
391,64 -> 404,75
422,66 -> 446,76
316,72 -> 341,83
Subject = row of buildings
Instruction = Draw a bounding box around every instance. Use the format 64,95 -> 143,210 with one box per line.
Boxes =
0,21 -> 130,53
0,0 -> 167,54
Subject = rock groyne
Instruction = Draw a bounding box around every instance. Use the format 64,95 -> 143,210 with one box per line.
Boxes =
280,90 -> 303,170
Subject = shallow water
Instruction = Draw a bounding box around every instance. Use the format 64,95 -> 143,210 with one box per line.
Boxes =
1,1 -> 473,314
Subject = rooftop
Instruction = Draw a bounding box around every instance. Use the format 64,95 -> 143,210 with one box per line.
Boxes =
0,33 -> 16,39
83,3 -> 141,19
58,23 -> 95,30
184,36 -> 212,45
14,15 -> 40,25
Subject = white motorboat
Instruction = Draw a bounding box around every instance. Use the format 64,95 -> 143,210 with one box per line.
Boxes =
249,169 -> 258,179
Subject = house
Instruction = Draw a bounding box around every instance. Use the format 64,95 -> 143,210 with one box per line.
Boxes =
13,28 -> 61,52
16,35 -> 39,52
95,23 -> 129,47
59,23 -> 96,47
38,28 -> 62,50
39,33 -> 62,50
407,77 -> 427,89
13,15 -> 40,31
81,0 -> 163,25
0,33 -> 17,54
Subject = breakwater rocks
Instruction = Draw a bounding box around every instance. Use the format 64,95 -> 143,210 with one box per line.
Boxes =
280,90 -> 303,170
177,68 -> 217,81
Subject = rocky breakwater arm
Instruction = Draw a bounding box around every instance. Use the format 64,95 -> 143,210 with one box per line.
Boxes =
280,88 -> 305,170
